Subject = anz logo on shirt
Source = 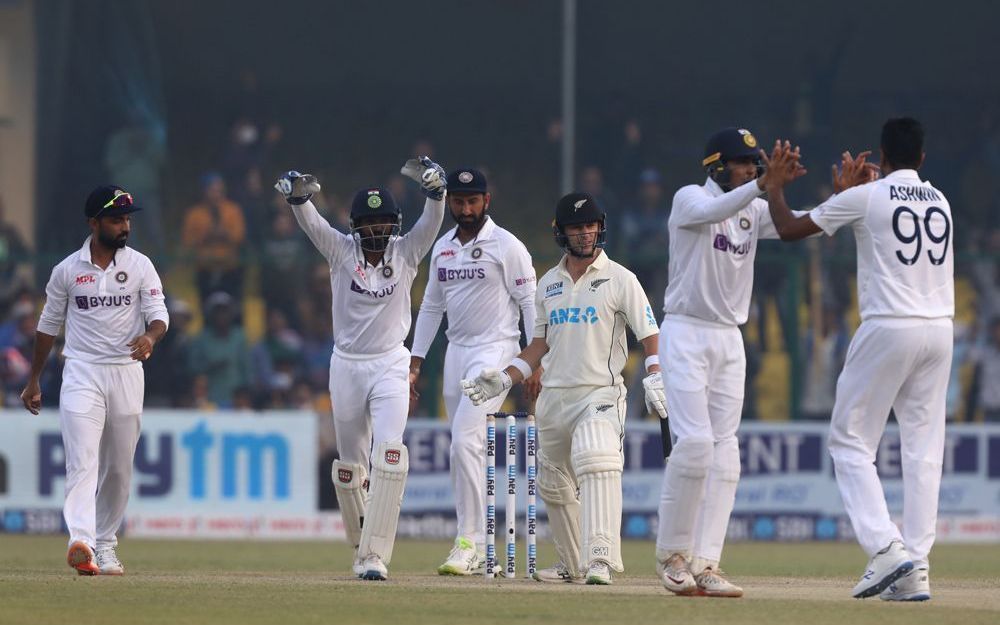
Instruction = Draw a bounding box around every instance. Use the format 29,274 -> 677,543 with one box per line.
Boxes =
549,306 -> 598,326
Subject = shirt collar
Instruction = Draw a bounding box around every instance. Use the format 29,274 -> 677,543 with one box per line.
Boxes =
703,176 -> 725,197
884,169 -> 920,181
79,235 -> 128,267
557,248 -> 608,277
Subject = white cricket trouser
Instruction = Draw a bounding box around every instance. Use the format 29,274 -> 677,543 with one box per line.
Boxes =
60,358 -> 144,550
828,317 -> 952,570
442,339 -> 519,548
655,315 -> 744,568
329,345 -> 409,467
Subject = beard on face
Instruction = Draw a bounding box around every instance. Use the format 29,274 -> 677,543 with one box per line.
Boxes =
98,229 -> 128,249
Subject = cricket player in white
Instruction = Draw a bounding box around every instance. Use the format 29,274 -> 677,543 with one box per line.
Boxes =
462,192 -> 667,585
274,158 -> 446,581
409,168 -> 537,575
763,118 -> 953,601
20,185 -> 169,576
654,128 -> 871,598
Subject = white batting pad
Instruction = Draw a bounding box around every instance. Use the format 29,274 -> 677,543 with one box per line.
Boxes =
358,442 -> 409,564
332,460 -> 368,548
571,418 -> 625,571
536,453 -> 582,577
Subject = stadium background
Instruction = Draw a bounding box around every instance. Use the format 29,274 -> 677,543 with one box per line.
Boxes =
1,0 -> 999,542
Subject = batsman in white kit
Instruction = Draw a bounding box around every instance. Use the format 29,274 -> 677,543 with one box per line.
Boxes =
654,128 -> 871,598
763,118 -> 953,601
275,157 -> 446,581
20,185 -> 169,575
462,192 -> 667,585
408,168 -> 537,575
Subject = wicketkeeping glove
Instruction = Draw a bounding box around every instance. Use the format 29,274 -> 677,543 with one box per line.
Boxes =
274,171 -> 321,205
460,368 -> 512,406
400,156 -> 447,200
642,371 -> 668,419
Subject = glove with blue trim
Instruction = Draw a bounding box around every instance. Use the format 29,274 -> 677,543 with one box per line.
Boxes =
274,170 -> 321,206
400,156 -> 447,200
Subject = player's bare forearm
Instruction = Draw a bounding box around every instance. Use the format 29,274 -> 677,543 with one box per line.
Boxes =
640,335 -> 661,373
27,331 -> 56,382
409,355 -> 424,375
145,319 -> 167,344
504,337 -> 549,385
765,186 -> 821,241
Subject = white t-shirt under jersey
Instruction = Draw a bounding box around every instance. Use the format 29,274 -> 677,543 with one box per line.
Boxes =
808,169 -> 954,320
291,196 -> 445,356
411,216 -> 536,358
663,177 -> 804,327
534,250 -> 658,389
37,237 -> 169,364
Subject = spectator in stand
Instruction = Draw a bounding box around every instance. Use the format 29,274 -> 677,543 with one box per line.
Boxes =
144,298 -> 195,407
971,229 -> 1000,328
971,317 -> 1000,421
181,173 -> 247,305
579,166 -> 620,247
800,306 -> 849,420
232,167 -> 272,248
188,292 -> 249,408
0,197 -> 31,318
621,168 -> 670,304
259,200 -> 310,326
250,308 -> 306,408
104,111 -> 167,256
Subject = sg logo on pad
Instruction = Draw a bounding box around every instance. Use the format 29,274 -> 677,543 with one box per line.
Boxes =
385,449 -> 401,465
337,468 -> 353,483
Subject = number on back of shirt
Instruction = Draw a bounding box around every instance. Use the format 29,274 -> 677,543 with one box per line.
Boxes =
891,205 -> 950,266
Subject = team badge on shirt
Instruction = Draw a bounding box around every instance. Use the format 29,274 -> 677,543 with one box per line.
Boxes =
115,271 -> 128,284
382,266 -> 393,278
589,278 -> 610,292
739,217 -> 751,230
471,248 -> 483,259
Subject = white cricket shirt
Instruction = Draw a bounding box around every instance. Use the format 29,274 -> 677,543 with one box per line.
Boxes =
291,196 -> 444,356
534,250 -> 658,388
663,177 -> 803,327
37,236 -> 169,364
411,217 -> 536,358
808,169 -> 954,320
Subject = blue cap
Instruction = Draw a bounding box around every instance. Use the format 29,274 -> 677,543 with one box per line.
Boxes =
446,168 -> 488,194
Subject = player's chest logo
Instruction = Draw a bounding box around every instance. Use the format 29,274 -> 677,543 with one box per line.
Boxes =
437,264 -> 487,282
544,281 -> 564,299
350,279 -> 397,299
548,306 -> 598,326
713,233 -> 752,256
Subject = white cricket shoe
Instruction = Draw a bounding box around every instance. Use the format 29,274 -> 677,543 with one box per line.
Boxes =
532,561 -> 585,584
359,554 -> 388,581
585,562 -> 612,585
351,552 -> 364,578
657,553 -> 698,595
437,538 -> 484,576
852,540 -> 913,598
693,566 -> 743,598
95,545 -> 124,576
880,567 -> 930,601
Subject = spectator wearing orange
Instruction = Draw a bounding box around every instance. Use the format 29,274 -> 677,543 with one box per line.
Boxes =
181,173 -> 247,304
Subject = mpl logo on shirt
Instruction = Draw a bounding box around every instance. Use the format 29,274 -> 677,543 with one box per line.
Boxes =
75,274 -> 96,285
549,306 -> 598,325
713,234 -> 751,256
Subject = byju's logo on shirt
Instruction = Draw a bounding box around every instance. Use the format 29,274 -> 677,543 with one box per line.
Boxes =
549,306 -> 598,325
75,295 -> 132,310
350,280 -> 396,298
713,234 -> 751,256
437,267 -> 486,281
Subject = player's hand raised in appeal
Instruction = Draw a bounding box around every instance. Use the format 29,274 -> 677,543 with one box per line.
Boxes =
761,140 -> 807,192
832,150 -> 879,193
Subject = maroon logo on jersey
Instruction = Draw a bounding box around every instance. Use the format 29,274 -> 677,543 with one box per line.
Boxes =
385,449 -> 401,465
439,249 -> 456,258
75,274 -> 96,285
337,468 -> 353,483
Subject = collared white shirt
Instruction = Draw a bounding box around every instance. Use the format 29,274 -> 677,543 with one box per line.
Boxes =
534,250 -> 658,388
411,216 -> 536,357
291,196 -> 444,356
809,169 -> 954,320
37,237 -> 169,364
663,177 -> 799,327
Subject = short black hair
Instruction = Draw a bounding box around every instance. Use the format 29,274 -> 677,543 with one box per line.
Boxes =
881,117 -> 924,169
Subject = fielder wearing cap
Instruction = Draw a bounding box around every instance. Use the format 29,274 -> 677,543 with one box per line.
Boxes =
409,167 -> 537,575
20,184 -> 168,576
274,157 -> 447,581
461,192 -> 666,585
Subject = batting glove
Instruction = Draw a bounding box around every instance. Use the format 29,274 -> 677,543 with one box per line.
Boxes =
460,369 -> 511,406
401,156 -> 447,200
642,371 -> 668,419
275,171 -> 321,205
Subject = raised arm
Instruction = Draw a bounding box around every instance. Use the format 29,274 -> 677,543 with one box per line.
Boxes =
396,157 -> 447,265
671,177 -> 767,228
275,171 -> 349,263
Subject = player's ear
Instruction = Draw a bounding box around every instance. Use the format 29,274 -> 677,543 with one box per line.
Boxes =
918,152 -> 926,170
484,192 -> 491,212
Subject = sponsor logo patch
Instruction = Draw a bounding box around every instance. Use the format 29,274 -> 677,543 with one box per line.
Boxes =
545,281 -> 564,298
385,449 -> 401,465
438,267 -> 486,281
592,546 -> 609,557
589,278 -> 610,292
75,295 -> 133,310
713,233 -> 751,256
338,468 -> 353,483
439,249 -> 456,258
514,276 -> 536,286
75,274 -> 96,285
548,306 -> 598,325
350,280 -> 396,298
595,404 -> 613,413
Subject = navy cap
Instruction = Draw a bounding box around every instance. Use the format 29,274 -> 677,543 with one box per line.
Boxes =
446,168 -> 488,194
85,185 -> 142,218
702,128 -> 760,167
349,186 -> 400,221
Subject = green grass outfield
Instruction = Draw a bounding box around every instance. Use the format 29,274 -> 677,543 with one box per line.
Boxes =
1,536 -> 998,625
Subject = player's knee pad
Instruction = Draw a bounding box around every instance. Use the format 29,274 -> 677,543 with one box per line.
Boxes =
712,436 -> 741,484
570,419 -> 623,477
536,453 -> 577,505
332,460 -> 368,548
358,442 -> 408,564
536,453 -> 582,576
669,436 -> 714,478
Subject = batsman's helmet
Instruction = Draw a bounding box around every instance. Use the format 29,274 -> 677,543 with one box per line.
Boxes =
349,187 -> 402,253
702,127 -> 763,191
552,192 -> 606,257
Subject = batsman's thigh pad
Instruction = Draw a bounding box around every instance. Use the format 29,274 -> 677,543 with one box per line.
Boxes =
571,419 -> 624,571
358,442 -> 408,564
332,460 -> 368,547
537,453 -> 582,576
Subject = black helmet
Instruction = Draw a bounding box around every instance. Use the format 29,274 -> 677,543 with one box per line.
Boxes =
349,187 -> 402,253
552,192 -> 606,257
702,127 -> 763,191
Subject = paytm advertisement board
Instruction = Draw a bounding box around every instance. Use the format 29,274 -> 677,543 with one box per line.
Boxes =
0,410 -> 334,539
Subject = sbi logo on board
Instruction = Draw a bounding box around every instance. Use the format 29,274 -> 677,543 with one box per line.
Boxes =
549,306 -> 598,325
36,421 -> 290,500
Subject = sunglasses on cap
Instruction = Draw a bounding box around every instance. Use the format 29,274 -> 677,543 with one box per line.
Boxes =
95,191 -> 134,218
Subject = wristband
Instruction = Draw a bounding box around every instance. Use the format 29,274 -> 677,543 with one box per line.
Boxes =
644,355 -> 660,373
509,357 -> 533,380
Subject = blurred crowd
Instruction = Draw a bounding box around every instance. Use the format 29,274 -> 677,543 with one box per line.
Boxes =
2,103 -> 1000,424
